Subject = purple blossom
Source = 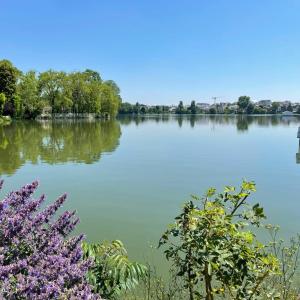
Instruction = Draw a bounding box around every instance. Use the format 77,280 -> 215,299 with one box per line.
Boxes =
0,181 -> 100,299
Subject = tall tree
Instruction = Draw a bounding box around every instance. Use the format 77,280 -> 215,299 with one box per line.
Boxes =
0,60 -> 20,116
190,100 -> 197,114
100,83 -> 120,117
176,101 -> 184,114
246,101 -> 254,114
38,70 -> 66,113
18,71 -> 44,118
83,69 -> 102,82
0,93 -> 6,116
237,96 -> 251,113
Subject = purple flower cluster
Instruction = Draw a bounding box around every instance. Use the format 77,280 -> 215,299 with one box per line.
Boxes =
0,180 -> 100,299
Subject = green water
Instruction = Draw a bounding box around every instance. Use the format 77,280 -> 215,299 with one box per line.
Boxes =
1,115 -> 300,272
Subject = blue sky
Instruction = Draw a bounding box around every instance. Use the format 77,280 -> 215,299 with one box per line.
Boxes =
1,0 -> 300,104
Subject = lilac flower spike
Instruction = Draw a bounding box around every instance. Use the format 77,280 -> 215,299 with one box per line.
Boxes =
0,181 -> 100,299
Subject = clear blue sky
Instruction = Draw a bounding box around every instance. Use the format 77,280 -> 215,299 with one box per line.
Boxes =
1,0 -> 300,104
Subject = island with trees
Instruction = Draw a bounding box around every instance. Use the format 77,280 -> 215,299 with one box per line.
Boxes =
0,59 -> 122,120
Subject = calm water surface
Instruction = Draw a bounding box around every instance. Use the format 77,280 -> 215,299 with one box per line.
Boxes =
1,115 -> 300,272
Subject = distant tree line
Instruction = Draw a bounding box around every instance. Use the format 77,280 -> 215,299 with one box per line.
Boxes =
0,59 -> 121,119
119,97 -> 300,116
119,102 -> 171,114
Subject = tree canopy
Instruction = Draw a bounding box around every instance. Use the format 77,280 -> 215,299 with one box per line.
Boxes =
0,59 -> 122,118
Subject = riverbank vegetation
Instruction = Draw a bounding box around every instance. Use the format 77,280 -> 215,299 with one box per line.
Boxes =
0,59 -> 121,119
1,59 -> 299,120
119,97 -> 300,116
0,180 -> 299,299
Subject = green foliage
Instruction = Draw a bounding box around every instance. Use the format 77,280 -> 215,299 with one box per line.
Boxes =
176,101 -> 185,114
0,120 -> 121,175
209,107 -> 216,114
0,93 -> 6,115
159,181 -> 279,300
0,60 -> 20,116
38,70 -> 68,112
119,102 -> 135,114
17,71 -> 44,118
0,59 -> 121,118
100,82 -> 121,117
82,240 -> 148,299
36,69 -> 120,116
190,101 -> 197,114
246,101 -> 254,114
237,96 -> 251,113
12,94 -> 22,117
265,225 -> 300,299
270,102 -> 280,114
253,106 -> 267,114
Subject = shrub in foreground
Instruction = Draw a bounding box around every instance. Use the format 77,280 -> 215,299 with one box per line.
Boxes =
159,181 -> 280,300
83,240 -> 147,299
0,180 -> 99,299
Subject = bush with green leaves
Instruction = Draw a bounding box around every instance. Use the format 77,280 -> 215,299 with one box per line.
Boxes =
159,181 -> 280,300
0,93 -> 6,115
82,240 -> 148,299
265,225 -> 300,299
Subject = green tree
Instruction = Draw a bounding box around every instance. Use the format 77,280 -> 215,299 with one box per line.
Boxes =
237,96 -> 251,113
66,72 -> 89,113
83,69 -> 102,82
0,59 -> 20,116
287,103 -> 293,112
209,107 -> 216,114
190,100 -> 197,114
0,93 -> 6,116
119,102 -> 134,114
38,70 -> 66,113
100,83 -> 120,117
82,240 -> 147,299
104,80 -> 120,95
13,95 -> 22,117
270,102 -> 280,114
159,181 -> 279,300
0,60 -> 122,118
18,71 -> 44,118
176,101 -> 184,114
246,102 -> 254,114
133,102 -> 140,114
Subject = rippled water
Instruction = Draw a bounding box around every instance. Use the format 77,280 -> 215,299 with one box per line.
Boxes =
1,115 -> 300,271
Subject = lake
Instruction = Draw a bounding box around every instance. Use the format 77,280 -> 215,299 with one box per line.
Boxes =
1,115 -> 300,273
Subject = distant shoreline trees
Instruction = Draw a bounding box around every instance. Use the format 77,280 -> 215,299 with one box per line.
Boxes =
119,97 -> 300,116
0,59 -> 121,119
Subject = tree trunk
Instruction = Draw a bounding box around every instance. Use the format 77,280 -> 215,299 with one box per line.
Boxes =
204,264 -> 214,300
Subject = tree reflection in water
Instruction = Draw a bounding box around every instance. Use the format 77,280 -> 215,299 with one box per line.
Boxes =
0,120 -> 121,175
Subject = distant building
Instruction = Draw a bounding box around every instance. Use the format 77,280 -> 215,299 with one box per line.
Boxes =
228,104 -> 238,112
169,105 -> 177,112
196,103 -> 210,110
282,100 -> 291,106
282,111 -> 294,116
257,100 -> 272,107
